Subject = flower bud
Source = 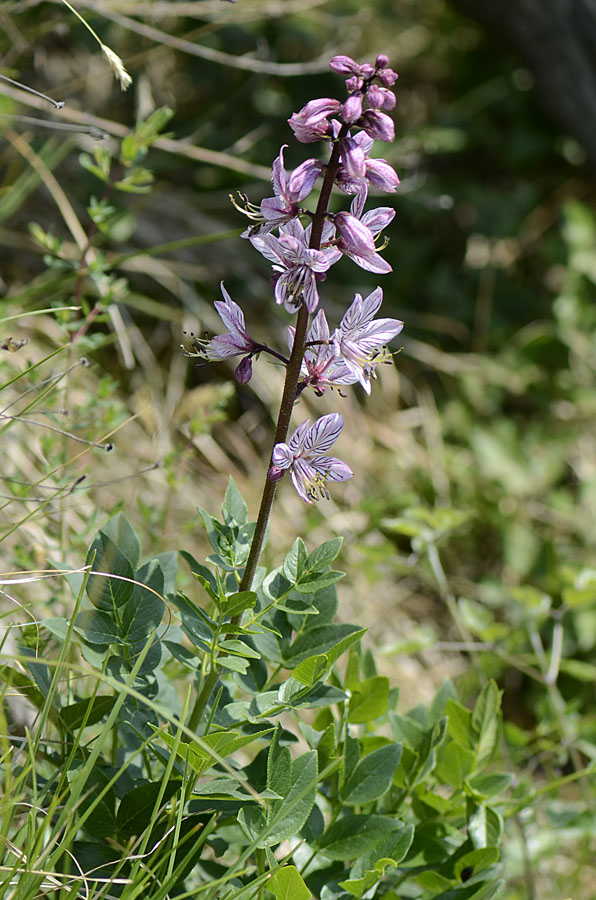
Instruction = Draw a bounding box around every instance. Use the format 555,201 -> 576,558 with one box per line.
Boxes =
366,84 -> 396,111
234,356 -> 253,384
329,55 -> 360,75
366,158 -> 400,192
375,53 -> 389,69
334,211 -> 376,255
267,465 -> 285,482
360,109 -> 395,142
340,136 -> 366,178
341,93 -> 363,124
379,67 -> 398,86
345,75 -> 363,93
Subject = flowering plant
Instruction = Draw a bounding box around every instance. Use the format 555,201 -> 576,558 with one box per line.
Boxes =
186,52 -> 404,591
5,46 -> 509,900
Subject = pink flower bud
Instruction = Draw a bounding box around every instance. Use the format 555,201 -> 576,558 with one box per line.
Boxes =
360,109 -> 395,142
366,158 -> 400,192
267,465 -> 285,482
366,84 -> 396,111
334,211 -> 376,255
379,68 -> 398,86
329,55 -> 360,75
375,54 -> 389,69
234,356 -> 253,384
341,93 -> 363,124
340,136 -> 367,178
345,75 -> 363,93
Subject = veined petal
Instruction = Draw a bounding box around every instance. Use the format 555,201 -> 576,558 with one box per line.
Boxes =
287,419 -> 312,452
271,145 -> 289,198
213,296 -> 246,336
361,206 -> 396,235
271,442 -> 294,469
309,454 -> 353,482
355,318 -> 404,349
343,249 -> 393,274
304,412 -> 344,452
250,233 -> 286,266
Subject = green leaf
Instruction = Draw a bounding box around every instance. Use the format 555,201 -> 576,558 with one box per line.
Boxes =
284,625 -> 366,667
307,538 -> 343,570
342,743 -> 402,805
172,592 -> 215,651
218,639 -> 261,658
224,590 -> 257,618
59,696 -> 115,731
454,848 -> 499,881
268,865 -> 310,900
74,610 -> 121,645
68,768 -> 116,838
467,802 -> 503,849
159,727 -> 273,777
86,533 -> 134,611
292,654 -> 329,687
471,682 -> 500,766
339,858 -> 397,898
466,773 -> 514,798
436,741 -> 475,787
348,676 -> 389,724
100,513 -> 141,568
217,656 -> 249,673
267,725 -> 293,797
119,559 -> 165,643
116,780 -> 181,839
319,815 -> 404,860
264,751 -> 318,846
295,570 -> 345,594
446,699 -> 475,751
222,477 -> 248,526
282,538 -> 308,583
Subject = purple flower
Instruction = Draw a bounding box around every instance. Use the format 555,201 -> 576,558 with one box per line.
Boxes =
333,287 -> 403,393
334,195 -> 395,274
184,282 -> 256,362
250,218 -> 340,313
259,145 -> 323,229
270,413 -> 353,503
336,131 -> 399,197
288,310 -> 355,396
288,98 -> 341,143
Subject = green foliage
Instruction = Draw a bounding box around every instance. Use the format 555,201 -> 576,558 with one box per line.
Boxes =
0,497 -> 511,898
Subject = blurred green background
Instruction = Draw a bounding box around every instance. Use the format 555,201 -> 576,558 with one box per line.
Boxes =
2,0 -> 596,896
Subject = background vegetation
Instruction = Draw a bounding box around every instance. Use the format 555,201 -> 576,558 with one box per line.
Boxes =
1,0 -> 595,897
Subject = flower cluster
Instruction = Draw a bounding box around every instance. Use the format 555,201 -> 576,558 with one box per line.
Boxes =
186,53 -> 403,503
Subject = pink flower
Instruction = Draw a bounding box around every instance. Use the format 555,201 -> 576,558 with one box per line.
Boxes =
332,287 -> 403,393
259,145 -> 322,229
288,310 -> 355,396
334,194 -> 395,274
288,98 -> 341,143
270,413 -> 353,502
250,219 -> 340,313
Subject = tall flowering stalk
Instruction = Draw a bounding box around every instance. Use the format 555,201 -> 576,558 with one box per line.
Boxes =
186,52 -> 403,593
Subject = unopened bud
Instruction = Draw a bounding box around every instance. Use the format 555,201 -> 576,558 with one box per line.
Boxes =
234,356 -> 253,384
267,465 -> 285,482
